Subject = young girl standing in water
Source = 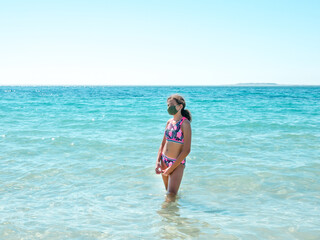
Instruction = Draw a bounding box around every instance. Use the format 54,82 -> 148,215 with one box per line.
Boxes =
155,94 -> 192,201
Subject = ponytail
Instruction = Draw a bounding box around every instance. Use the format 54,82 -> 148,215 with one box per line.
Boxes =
181,108 -> 192,122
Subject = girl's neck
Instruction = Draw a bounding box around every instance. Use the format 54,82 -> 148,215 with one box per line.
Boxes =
173,113 -> 183,121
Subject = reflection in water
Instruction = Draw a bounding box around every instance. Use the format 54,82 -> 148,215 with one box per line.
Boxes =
157,197 -> 201,239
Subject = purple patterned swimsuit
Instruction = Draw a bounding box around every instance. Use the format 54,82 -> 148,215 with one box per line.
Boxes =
161,153 -> 186,167
162,117 -> 187,167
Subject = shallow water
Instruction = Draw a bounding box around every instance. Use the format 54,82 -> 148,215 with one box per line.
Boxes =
1,86 -> 319,239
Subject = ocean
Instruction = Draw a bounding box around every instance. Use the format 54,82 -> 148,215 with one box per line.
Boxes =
1,86 -> 319,239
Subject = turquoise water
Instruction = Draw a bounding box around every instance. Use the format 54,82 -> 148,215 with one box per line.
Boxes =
0,86 -> 319,239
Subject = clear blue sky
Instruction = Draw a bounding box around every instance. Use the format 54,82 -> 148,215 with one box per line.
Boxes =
0,0 -> 319,85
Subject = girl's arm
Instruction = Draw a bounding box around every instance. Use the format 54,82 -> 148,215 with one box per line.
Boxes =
163,120 -> 191,175
156,120 -> 170,165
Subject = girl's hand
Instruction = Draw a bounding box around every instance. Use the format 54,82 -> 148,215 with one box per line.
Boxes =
155,163 -> 162,174
161,168 -> 171,177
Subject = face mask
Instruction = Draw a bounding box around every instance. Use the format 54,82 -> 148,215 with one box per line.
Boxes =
167,105 -> 179,115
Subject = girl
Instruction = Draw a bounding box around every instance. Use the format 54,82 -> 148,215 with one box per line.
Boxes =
155,94 -> 192,201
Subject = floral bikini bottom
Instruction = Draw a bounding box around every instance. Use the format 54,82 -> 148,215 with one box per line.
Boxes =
161,153 -> 186,167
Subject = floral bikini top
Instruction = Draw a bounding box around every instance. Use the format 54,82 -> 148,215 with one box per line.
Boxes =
165,117 -> 187,144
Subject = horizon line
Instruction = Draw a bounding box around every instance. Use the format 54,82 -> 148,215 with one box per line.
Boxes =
0,84 -> 319,87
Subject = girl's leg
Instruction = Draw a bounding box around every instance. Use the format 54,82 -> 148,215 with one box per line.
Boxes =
161,175 -> 168,191
167,164 -> 185,196
160,159 -> 168,190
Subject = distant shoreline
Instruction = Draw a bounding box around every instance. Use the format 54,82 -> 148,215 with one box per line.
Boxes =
232,83 -> 279,86
0,84 -> 319,87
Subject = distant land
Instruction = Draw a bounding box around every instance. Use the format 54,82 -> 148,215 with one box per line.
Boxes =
229,83 -> 319,87
233,83 -> 279,86
0,83 -> 319,87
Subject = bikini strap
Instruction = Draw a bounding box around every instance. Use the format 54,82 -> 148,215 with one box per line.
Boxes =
179,117 -> 187,126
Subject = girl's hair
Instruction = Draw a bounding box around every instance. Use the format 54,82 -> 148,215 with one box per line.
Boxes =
167,94 -> 192,122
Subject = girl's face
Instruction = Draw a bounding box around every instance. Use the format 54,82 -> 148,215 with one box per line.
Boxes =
167,99 -> 182,113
